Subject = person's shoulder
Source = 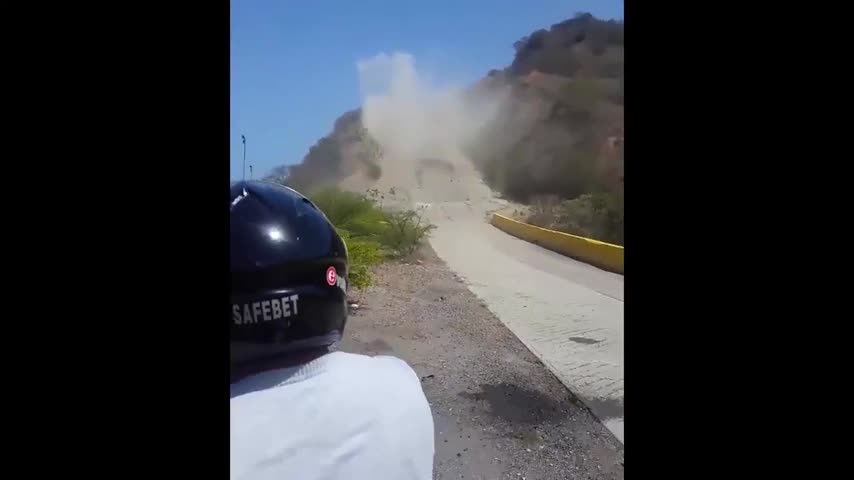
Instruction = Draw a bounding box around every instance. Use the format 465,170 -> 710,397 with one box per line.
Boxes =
326,351 -> 431,423
326,351 -> 419,379
372,354 -> 421,380
323,352 -> 435,478
323,351 -> 424,395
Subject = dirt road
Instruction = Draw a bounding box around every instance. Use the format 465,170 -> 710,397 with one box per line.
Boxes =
337,245 -> 624,479
344,150 -> 625,443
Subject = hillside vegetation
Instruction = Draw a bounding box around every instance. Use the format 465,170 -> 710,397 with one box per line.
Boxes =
467,13 -> 623,244
270,13 -> 623,245
308,187 -> 434,290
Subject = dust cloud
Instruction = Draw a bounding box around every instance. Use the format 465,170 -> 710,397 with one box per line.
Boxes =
354,52 -> 511,202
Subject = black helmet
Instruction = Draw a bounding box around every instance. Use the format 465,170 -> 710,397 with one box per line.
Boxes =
230,181 -> 348,367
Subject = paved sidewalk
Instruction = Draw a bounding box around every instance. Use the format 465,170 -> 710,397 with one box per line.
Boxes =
427,202 -> 625,443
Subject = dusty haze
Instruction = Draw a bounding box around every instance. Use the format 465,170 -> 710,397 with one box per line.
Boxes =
347,52 -> 515,209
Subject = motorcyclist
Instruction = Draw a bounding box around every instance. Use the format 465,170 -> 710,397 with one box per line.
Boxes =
230,180 -> 434,480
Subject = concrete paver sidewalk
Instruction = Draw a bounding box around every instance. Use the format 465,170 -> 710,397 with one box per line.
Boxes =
427,202 -> 625,443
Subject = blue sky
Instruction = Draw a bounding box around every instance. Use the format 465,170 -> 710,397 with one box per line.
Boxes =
230,0 -> 624,181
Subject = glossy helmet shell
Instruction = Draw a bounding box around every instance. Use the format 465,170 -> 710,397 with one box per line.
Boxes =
230,181 -> 348,366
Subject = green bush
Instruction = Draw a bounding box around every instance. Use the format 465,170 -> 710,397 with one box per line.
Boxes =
307,188 -> 435,289
310,188 -> 388,239
335,228 -> 382,290
380,209 -> 436,257
527,192 -> 623,245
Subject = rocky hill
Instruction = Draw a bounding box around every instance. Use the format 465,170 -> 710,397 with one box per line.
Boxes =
271,13 -> 624,244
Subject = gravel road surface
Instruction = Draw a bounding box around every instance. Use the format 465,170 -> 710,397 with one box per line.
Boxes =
338,245 -> 624,479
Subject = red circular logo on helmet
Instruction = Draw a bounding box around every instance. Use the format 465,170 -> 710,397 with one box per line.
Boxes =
326,266 -> 337,286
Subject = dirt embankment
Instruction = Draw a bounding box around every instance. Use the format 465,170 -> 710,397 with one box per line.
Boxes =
337,245 -> 624,479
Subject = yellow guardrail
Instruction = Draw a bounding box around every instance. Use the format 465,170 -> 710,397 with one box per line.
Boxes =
490,214 -> 624,274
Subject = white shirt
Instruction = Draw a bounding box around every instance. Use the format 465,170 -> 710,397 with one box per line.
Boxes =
230,351 -> 434,480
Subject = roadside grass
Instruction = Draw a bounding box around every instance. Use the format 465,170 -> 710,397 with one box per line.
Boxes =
308,187 -> 435,290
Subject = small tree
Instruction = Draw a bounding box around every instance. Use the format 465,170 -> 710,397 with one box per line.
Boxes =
381,207 -> 436,257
